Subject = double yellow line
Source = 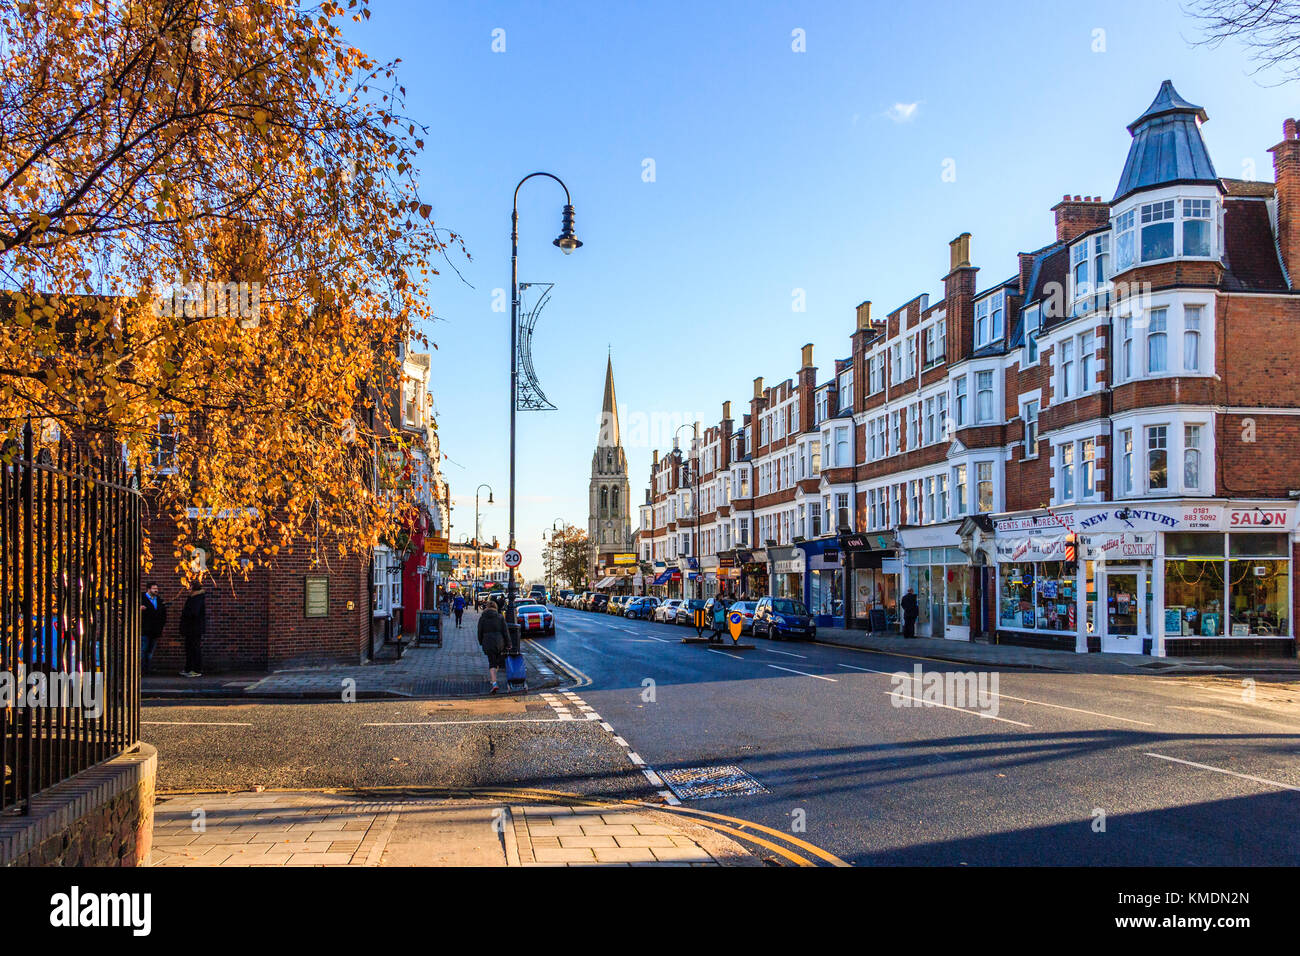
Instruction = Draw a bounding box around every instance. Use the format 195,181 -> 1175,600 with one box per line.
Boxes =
157,782 -> 850,867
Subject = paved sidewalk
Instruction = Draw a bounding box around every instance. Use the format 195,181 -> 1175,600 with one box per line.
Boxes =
143,608 -> 568,699
814,625 -> 1300,675
147,791 -> 755,867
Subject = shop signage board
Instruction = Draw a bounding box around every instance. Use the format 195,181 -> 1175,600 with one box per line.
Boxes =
1079,531 -> 1157,560
996,502 -> 1297,539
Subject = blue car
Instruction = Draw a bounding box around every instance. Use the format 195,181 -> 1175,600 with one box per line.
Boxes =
753,597 -> 817,641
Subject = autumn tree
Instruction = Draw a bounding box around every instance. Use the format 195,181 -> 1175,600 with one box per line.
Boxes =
0,0 -> 459,578
544,525 -> 589,590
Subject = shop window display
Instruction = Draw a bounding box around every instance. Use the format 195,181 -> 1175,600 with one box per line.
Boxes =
1000,561 -> 1074,630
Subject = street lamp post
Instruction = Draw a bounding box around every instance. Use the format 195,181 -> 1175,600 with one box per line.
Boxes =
549,518 -> 570,594
673,423 -> 702,601
507,172 -> 582,652
475,483 -> 493,602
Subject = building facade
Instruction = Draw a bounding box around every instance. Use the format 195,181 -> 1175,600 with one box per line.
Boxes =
635,81 -> 1300,658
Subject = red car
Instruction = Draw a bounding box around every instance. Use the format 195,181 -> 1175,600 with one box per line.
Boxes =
515,603 -> 555,637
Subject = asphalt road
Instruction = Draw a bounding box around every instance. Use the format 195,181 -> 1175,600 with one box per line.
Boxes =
143,606 -> 1300,865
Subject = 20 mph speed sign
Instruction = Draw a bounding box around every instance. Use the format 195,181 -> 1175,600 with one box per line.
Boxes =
502,548 -> 522,569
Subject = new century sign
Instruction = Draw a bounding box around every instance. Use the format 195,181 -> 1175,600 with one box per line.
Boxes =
996,502 -> 1296,537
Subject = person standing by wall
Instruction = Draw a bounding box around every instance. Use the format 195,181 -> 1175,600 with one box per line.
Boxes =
139,582 -> 167,675
179,582 -> 207,677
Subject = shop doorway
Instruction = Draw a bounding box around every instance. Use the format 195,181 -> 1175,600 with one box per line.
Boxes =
1101,566 -> 1152,654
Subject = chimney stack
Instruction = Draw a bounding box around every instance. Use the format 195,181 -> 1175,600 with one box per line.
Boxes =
800,343 -> 814,368
1271,118 -> 1300,287
1051,194 -> 1110,243
949,233 -> 972,272
722,400 -> 731,421
855,301 -> 872,330
753,377 -> 764,399
1018,252 -> 1036,297
653,449 -> 659,465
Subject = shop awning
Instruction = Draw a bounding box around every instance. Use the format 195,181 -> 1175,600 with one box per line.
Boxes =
595,576 -> 617,588
652,570 -> 674,585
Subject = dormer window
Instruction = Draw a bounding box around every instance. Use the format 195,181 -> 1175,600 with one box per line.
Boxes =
1141,200 -> 1175,261
1183,198 -> 1212,256
1070,233 -> 1111,314
1115,192 -> 1218,272
974,291 -> 1004,349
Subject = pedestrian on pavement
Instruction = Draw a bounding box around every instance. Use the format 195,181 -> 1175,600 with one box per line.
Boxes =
710,595 -> 730,642
477,599 -> 509,693
178,581 -> 207,677
453,593 -> 466,628
139,582 -> 167,675
901,587 -> 919,639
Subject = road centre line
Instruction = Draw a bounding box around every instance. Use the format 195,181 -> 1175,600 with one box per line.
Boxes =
834,663 -> 1151,726
767,664 -> 837,682
883,692 -> 1033,727
363,718 -> 569,726
142,720 -> 252,727
706,649 -> 744,661
1144,752 -> 1300,792
761,648 -> 808,659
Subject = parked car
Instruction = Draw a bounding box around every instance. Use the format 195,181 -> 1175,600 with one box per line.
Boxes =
753,596 -> 816,641
623,596 -> 660,620
721,600 -> 757,634
655,599 -> 683,623
529,586 -> 548,605
604,595 -> 624,615
514,602 -> 555,637
612,595 -> 633,615
674,598 -> 707,626
588,594 -> 609,613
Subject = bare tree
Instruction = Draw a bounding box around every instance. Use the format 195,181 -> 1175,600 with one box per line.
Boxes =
1187,0 -> 1300,81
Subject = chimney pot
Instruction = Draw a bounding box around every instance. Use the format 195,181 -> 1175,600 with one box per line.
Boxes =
949,233 -> 972,272
855,300 -> 872,330
1286,118 -> 1298,140
722,400 -> 731,420
753,376 -> 764,399
801,343 -> 814,367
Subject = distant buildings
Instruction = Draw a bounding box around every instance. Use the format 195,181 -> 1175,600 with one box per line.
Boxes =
638,82 -> 1300,659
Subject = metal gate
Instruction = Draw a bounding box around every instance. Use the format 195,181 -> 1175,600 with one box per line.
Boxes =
1,421 -> 141,813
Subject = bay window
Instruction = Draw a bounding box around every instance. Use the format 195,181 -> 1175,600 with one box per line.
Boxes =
1114,209 -> 1136,271
1183,198 -> 1212,256
954,377 -> 967,427
1060,443 -> 1075,501
954,464 -> 967,515
1184,305 -> 1202,372
975,371 -> 994,423
1119,428 -> 1133,495
1081,438 -> 1096,498
1147,425 -> 1168,491
976,462 -> 994,513
1140,199 -> 1175,261
1184,425 -> 1201,491
1146,308 -> 1167,373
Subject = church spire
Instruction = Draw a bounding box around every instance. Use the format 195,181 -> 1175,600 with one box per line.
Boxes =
598,354 -> 621,448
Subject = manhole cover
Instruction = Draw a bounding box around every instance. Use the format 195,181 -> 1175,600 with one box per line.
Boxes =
659,765 -> 768,800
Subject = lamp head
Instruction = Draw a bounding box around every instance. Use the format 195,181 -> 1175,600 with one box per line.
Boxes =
553,204 -> 582,255
488,491 -> 494,504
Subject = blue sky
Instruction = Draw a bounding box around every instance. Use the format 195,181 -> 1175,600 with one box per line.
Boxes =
352,0 -> 1296,580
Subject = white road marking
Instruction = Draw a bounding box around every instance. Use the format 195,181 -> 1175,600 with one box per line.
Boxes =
142,720 -> 252,727
767,664 -> 837,682
612,736 -> 629,748
658,789 -> 682,806
643,768 -> 665,787
600,722 -> 614,732
706,649 -> 744,661
642,636 -> 672,643
762,648 -> 808,659
364,718 -> 568,727
1144,753 -> 1300,792
628,752 -> 645,766
883,692 -> 1033,727
990,692 -> 1154,726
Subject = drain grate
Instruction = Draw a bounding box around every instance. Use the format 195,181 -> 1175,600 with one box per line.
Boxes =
659,765 -> 768,801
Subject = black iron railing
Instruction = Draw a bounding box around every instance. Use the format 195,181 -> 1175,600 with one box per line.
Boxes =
1,422 -> 141,814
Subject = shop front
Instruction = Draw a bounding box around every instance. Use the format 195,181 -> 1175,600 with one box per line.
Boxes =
993,501 -> 1297,657
840,530 -> 901,632
699,555 -> 719,600
798,538 -> 845,627
900,523 -> 972,641
716,552 -> 742,599
768,546 -> 804,601
738,550 -> 767,599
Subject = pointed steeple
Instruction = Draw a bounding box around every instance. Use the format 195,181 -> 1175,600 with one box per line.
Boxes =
598,354 -> 621,448
1113,80 -> 1218,203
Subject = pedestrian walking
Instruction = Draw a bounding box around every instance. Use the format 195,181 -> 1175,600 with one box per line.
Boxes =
901,587 -> 919,639
178,582 -> 207,677
453,593 -> 466,628
139,582 -> 167,675
710,595 -> 730,642
477,599 -> 509,693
